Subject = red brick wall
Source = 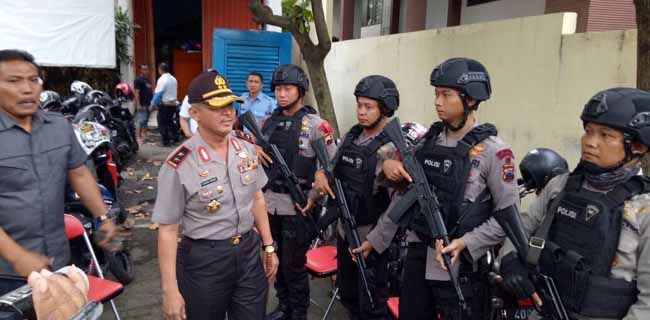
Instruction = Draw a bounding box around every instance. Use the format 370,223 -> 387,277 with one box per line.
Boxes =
587,0 -> 636,32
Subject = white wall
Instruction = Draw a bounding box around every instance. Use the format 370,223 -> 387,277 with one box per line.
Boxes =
322,13 -> 637,169
426,0 -> 449,29
461,0 -> 546,25
265,0 -> 283,32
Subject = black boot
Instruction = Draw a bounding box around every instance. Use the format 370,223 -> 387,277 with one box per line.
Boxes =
265,303 -> 290,320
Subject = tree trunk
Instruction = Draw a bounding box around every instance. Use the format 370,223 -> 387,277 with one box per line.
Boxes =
635,0 -> 650,173
303,57 -> 339,137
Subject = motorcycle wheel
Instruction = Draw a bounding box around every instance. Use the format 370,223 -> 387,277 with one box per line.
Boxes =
105,249 -> 135,285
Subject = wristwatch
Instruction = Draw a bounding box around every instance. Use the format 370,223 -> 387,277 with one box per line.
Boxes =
263,243 -> 277,256
94,212 -> 115,225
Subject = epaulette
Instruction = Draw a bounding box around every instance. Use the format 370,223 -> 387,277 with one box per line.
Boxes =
166,146 -> 191,169
234,129 -> 255,144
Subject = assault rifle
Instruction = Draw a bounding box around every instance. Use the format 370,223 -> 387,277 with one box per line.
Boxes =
311,137 -> 375,307
381,117 -> 467,311
238,110 -> 322,239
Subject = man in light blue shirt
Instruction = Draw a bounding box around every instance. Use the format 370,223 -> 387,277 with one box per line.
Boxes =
239,71 -> 276,123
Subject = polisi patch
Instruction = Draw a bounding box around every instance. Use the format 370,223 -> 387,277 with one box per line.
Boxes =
557,205 -> 578,219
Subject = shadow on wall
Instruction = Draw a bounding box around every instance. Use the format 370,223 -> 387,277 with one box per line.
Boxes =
41,67 -> 121,96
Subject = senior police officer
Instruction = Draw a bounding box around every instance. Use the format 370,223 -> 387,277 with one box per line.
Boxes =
500,88 -> 650,320
354,58 -> 521,319
153,70 -> 279,320
305,75 -> 400,319
259,64 -> 337,320
0,49 -> 116,284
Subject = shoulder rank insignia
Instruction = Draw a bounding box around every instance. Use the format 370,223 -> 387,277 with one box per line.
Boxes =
167,146 -> 191,169
234,130 -> 255,144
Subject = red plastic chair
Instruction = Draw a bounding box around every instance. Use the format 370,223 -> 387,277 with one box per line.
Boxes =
64,214 -> 123,319
305,244 -> 338,320
387,296 -> 399,318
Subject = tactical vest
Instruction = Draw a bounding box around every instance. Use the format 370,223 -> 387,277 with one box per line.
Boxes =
539,174 -> 649,318
411,121 -> 497,240
331,125 -> 390,226
261,106 -> 318,193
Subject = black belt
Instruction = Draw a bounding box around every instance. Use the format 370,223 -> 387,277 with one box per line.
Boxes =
183,230 -> 253,247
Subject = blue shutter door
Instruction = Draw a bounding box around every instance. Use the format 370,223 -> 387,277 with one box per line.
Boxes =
212,28 -> 292,99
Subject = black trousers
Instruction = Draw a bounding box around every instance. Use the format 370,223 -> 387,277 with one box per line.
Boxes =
157,105 -> 176,144
337,234 -> 390,320
269,214 -> 310,319
178,231 -> 267,320
399,244 -> 487,320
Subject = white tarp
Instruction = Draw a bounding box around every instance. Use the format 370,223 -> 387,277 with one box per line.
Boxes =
0,0 -> 116,68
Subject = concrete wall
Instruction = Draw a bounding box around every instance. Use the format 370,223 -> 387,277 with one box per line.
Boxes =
323,12 -> 637,168
426,0 -> 449,29
461,0 -> 546,25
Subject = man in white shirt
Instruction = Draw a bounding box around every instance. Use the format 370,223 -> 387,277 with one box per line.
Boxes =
178,95 -> 198,137
151,62 -> 178,146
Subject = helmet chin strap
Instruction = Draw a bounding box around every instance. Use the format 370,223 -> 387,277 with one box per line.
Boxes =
279,96 -> 301,110
443,97 -> 471,132
360,114 -> 385,130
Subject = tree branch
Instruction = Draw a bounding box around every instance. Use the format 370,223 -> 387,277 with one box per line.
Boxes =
311,0 -> 332,53
248,0 -> 292,30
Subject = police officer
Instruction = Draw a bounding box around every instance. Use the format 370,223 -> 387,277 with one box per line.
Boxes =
0,49 -> 116,284
307,75 -> 399,319
500,88 -> 650,320
153,70 -> 279,320
354,57 -> 521,319
259,64 -> 337,320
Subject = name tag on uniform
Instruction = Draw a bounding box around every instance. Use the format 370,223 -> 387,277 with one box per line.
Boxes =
201,177 -> 218,187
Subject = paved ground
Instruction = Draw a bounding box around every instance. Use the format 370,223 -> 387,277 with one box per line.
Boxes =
101,132 -> 347,319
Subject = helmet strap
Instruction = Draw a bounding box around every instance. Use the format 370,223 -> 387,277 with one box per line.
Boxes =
360,114 -> 385,130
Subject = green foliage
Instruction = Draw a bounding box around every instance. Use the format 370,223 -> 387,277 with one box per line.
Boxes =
114,6 -> 140,67
281,0 -> 313,34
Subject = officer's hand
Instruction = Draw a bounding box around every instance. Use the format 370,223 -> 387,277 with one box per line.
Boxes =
500,252 -> 543,307
314,170 -> 335,199
351,240 -> 373,263
163,289 -> 186,320
29,267 -> 89,320
13,249 -> 51,277
255,145 -> 273,167
383,159 -> 412,182
148,105 -> 154,113
264,253 -> 279,279
436,238 -> 465,270
96,220 -> 117,250
297,198 -> 314,216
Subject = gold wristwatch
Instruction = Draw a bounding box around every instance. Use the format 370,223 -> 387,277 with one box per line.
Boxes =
263,243 -> 276,256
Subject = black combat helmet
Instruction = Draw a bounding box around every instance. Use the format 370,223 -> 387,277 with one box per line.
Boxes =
354,75 -> 400,117
271,64 -> 310,96
581,87 -> 650,148
430,57 -> 491,102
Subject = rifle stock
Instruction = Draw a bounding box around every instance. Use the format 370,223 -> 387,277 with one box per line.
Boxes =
311,138 -> 375,307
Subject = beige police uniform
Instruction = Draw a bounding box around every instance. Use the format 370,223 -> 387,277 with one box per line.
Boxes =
263,112 -> 337,216
502,173 -> 650,320
367,121 -> 520,280
152,130 -> 269,320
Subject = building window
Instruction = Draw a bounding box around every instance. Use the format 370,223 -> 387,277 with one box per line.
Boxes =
467,0 -> 500,7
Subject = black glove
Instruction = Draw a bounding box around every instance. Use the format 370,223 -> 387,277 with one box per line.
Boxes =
500,252 -> 536,300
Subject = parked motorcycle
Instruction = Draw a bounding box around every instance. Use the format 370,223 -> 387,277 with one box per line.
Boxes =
65,183 -> 134,285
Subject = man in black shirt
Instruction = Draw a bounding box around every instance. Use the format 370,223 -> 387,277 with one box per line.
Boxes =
133,64 -> 153,145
